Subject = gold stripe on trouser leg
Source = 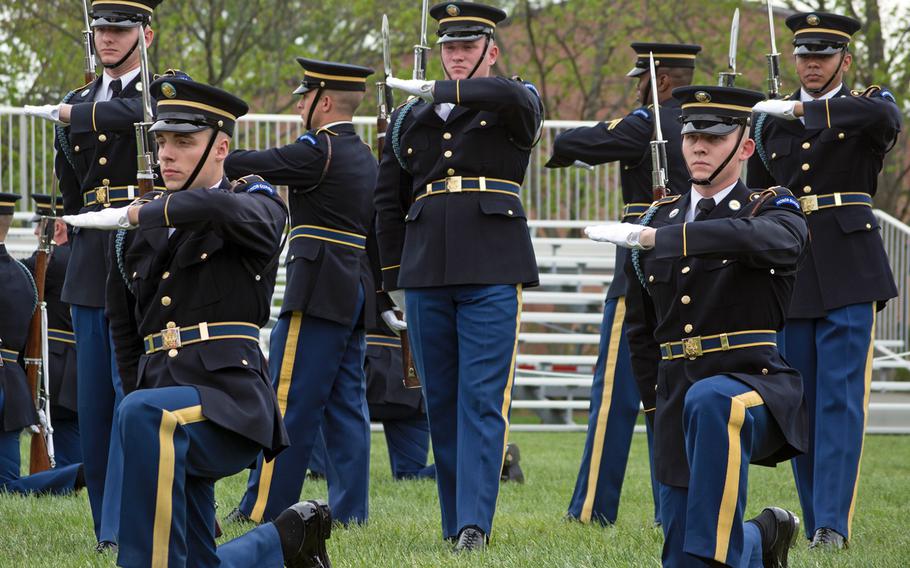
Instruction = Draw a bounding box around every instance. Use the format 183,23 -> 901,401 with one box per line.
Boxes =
251,312 -> 303,522
152,405 -> 206,568
580,297 -> 627,522
714,391 -> 764,564
496,285 -> 524,499
847,306 -> 876,538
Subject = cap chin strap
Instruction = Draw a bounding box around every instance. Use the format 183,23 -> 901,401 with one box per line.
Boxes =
305,88 -> 324,131
179,128 -> 220,192
689,125 -> 747,186
807,48 -> 846,95
441,35 -> 491,80
102,33 -> 140,70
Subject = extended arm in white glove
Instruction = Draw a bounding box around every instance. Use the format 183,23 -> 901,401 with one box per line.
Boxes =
752,100 -> 803,121
584,222 -> 654,250
24,104 -> 66,125
62,206 -> 137,230
386,77 -> 436,102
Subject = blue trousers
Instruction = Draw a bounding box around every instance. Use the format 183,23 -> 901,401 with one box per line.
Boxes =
659,376 -> 783,567
406,284 -> 522,538
0,388 -> 83,495
779,302 -> 875,541
239,295 -> 370,525
71,304 -> 123,542
567,296 -> 660,525
50,415 -> 82,467
116,386 -> 284,568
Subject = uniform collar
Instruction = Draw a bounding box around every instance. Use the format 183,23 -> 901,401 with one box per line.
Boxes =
800,83 -> 844,102
686,179 -> 738,222
99,67 -> 141,101
316,121 -> 355,135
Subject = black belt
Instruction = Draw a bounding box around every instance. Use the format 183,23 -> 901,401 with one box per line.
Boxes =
0,347 -> 19,365
144,322 -> 260,354
289,225 -> 366,249
799,192 -> 872,214
416,176 -> 520,201
660,330 -> 777,360
621,202 -> 651,221
83,185 -> 167,207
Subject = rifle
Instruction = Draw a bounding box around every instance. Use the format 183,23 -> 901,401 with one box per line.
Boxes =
412,0 -> 430,80
377,14 -> 395,157
648,53 -> 669,201
134,22 -> 156,196
81,0 -> 97,84
718,8 -> 740,87
765,0 -> 782,99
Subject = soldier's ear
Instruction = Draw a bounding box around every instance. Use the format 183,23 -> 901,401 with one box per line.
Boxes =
487,42 -> 499,65
842,51 -> 853,73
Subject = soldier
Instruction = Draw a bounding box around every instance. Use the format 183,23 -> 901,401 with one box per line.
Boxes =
748,12 -> 901,550
587,86 -> 807,567
375,1 -> 543,550
545,41 -> 701,527
23,194 -> 81,467
64,78 -> 333,568
24,0 -> 166,549
222,58 -> 376,527
0,193 -> 85,495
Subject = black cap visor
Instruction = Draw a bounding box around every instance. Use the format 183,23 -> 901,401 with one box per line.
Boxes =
91,13 -> 144,27
149,118 -> 210,134
794,41 -> 846,56
681,115 -> 744,136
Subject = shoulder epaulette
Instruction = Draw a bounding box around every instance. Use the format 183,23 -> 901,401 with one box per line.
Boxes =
316,126 -> 339,136
73,79 -> 94,92
652,194 -> 682,207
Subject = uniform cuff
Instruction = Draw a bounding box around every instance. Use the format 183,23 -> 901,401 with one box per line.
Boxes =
433,80 -> 460,105
803,99 -> 833,130
653,224 -> 686,259
69,102 -> 97,134
381,265 -> 401,291
137,193 -> 173,229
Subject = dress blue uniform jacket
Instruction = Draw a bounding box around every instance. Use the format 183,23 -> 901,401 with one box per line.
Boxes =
374,77 -> 542,290
225,122 -> 377,326
23,243 -> 78,414
546,97 -> 689,300
624,183 -> 810,487
746,86 -> 900,318
55,74 -> 148,308
0,244 -> 40,432
105,182 -> 289,458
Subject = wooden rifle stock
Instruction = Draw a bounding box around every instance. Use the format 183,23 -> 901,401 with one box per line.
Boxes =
23,222 -> 52,473
397,311 -> 421,389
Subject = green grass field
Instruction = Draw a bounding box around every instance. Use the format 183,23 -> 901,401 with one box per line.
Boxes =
1,432 -> 909,567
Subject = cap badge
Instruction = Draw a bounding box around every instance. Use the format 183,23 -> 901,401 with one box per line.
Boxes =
161,82 -> 177,99
807,14 -> 820,26
694,91 -> 711,103
446,4 -> 459,16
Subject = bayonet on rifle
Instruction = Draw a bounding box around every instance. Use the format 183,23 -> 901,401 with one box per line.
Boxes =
648,53 -> 669,201
81,0 -> 97,84
718,8 -> 740,87
766,0 -> 782,98
134,23 -> 156,196
413,0 -> 430,80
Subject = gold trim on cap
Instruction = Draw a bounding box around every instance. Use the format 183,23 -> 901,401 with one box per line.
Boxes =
794,27 -> 853,40
157,100 -> 237,121
92,0 -> 154,13
304,70 -> 368,83
438,16 -> 497,28
682,102 -> 753,113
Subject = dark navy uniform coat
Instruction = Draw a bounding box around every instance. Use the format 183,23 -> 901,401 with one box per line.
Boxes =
374,77 -> 543,290
55,74 -> 148,308
747,87 -> 901,318
225,122 -> 377,326
546,97 -> 690,299
625,182 -> 809,487
105,181 -> 289,457
23,243 -> 78,414
0,244 -> 39,432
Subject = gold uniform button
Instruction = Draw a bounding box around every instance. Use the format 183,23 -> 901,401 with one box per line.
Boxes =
684,324 -> 694,334
444,150 -> 453,158
162,271 -> 170,279
681,266 -> 690,274
771,152 -> 777,159
200,253 -> 208,260
480,120 -> 487,126
762,368 -> 769,375
447,168 -> 455,175
168,349 -> 178,358
443,132 -> 452,140
166,321 -> 176,328
507,209 -> 514,216
241,359 -> 249,366
99,134 -> 108,142
407,147 -> 413,155
648,275 -> 655,283
838,132 -> 845,140
803,185 -> 812,194
802,142 -> 811,150
132,271 -> 138,278
801,163 -> 810,171
161,296 -> 172,307
770,269 -> 776,275
681,295 -> 691,305
102,178 -> 111,186
865,223 -> 872,229
74,145 -> 81,152
99,157 -> 108,165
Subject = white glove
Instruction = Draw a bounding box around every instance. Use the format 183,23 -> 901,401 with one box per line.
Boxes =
381,310 -> 408,332
24,104 -> 65,125
752,100 -> 799,121
386,77 -> 435,102
63,206 -> 137,230
584,222 -> 650,250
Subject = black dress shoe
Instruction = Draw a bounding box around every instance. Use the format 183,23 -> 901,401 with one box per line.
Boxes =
500,443 -> 524,483
453,526 -> 487,553
809,527 -> 846,550
94,541 -> 118,554
748,506 -> 799,568
277,499 -> 333,568
223,507 -> 255,525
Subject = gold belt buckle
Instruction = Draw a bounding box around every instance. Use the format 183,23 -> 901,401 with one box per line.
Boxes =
682,336 -> 703,359
445,176 -> 463,192
799,194 -> 818,214
96,185 -> 110,208
161,325 -> 182,349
